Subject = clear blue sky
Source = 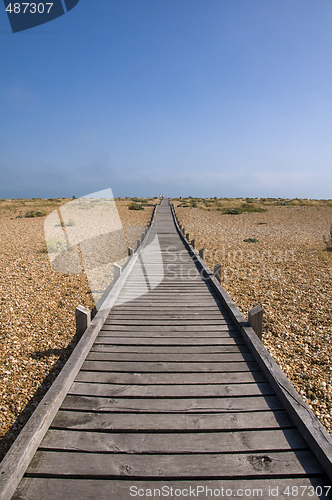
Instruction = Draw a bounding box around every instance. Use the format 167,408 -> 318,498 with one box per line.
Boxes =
1,0 -> 332,199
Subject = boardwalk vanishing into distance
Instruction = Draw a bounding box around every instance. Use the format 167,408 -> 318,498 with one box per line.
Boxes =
1,199 -> 331,499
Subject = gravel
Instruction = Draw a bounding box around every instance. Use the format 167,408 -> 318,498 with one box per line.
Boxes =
175,203 -> 332,434
0,199 -> 154,462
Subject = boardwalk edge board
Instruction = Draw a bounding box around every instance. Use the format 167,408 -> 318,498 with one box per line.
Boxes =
170,202 -> 332,482
0,206 -> 159,500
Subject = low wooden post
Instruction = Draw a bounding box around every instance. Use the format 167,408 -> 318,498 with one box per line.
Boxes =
137,239 -> 141,250
141,232 -> 145,242
76,305 -> 91,337
213,264 -> 221,282
185,233 -> 189,240
128,247 -> 134,256
182,227 -> 185,235
199,248 -> 205,260
191,239 -> 195,248
114,263 -> 122,282
248,305 -> 263,339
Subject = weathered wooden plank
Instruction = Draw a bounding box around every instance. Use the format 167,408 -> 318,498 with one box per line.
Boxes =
123,280 -> 214,284
97,336 -> 242,344
41,429 -> 306,453
115,301 -> 220,307
94,337 -> 244,346
14,477 -> 331,500
97,328 -> 241,337
75,371 -> 267,385
68,381 -> 274,398
112,304 -> 229,308
116,297 -> 218,301
26,450 -> 324,477
100,324 -> 239,332
119,281 -> 214,285
103,319 -> 235,326
113,301 -> 229,317
120,285 -> 210,290
81,360 -> 260,372
86,352 -> 255,363
51,409 -> 293,431
117,292 -> 218,297
108,313 -> 232,320
116,294 -> 217,299
118,293 -> 218,298
60,394 -> 284,412
99,325 -> 240,333
90,344 -> 249,353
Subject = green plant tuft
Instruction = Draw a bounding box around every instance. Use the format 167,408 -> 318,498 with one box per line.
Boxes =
128,202 -> 144,211
223,207 -> 243,215
23,210 -> 46,218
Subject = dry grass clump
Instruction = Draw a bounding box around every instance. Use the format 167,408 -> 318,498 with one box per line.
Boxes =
0,197 -> 156,462
174,196 -> 332,211
174,200 -> 332,434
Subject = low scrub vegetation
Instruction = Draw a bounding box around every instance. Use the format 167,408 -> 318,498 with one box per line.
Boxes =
172,197 -> 332,214
128,202 -> 144,211
0,198 -> 70,218
243,237 -> 259,243
128,198 -> 156,209
220,204 -> 267,215
222,207 -> 243,215
19,210 -> 46,218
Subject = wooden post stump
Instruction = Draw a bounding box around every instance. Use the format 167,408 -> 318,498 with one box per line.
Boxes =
248,305 -> 264,339
213,264 -> 221,282
114,263 -> 122,282
75,305 -> 91,337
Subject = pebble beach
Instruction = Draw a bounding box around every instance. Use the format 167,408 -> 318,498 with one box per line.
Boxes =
174,201 -> 332,434
0,198 -> 155,461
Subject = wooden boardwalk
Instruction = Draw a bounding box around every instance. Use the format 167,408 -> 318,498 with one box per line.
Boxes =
1,199 -> 332,499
